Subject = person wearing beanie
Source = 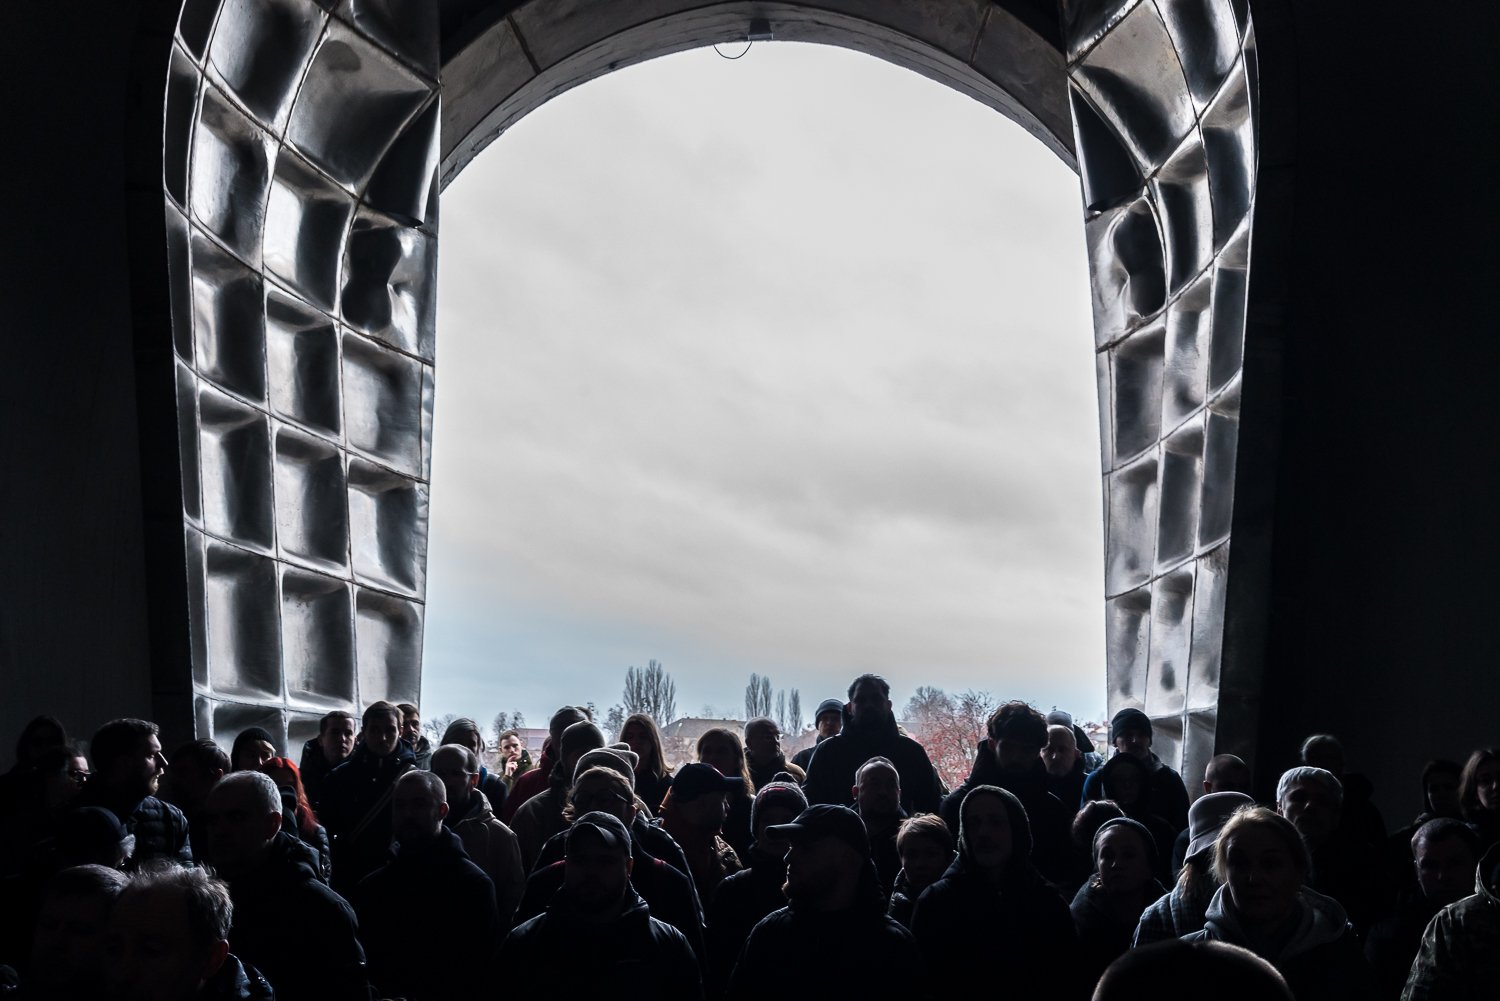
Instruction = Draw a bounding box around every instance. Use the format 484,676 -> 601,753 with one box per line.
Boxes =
1070,817 -> 1168,987
509,720 -> 605,871
803,675 -> 942,816
498,811 -> 703,998
911,786 -> 1082,1000
230,728 -> 278,773
790,698 -> 846,773
1135,791 -> 1254,946
512,764 -> 707,974
726,805 -> 927,999
706,780 -> 808,996
1047,710 -> 1103,772
1079,707 -> 1190,833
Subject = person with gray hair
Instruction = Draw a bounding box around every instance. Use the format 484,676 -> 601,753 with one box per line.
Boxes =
203,772 -> 368,1001
432,742 -> 525,929
107,863 -> 273,1001
1277,765 -> 1382,935
350,769 -> 497,1001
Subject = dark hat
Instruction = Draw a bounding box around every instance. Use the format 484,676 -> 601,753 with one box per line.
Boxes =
814,699 -> 844,722
672,762 -> 744,801
59,806 -> 130,863
767,804 -> 869,855
1092,816 -> 1160,870
1045,710 -> 1074,727
1186,792 -> 1254,859
574,745 -> 639,787
1109,707 -> 1153,742
566,810 -> 632,855
751,780 -> 808,836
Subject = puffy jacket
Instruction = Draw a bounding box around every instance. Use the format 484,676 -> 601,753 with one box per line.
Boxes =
224,831 -> 368,1001
1184,884 -> 1374,1001
1081,751 -> 1189,833
1403,843 -> 1500,1000
499,886 -> 702,998
319,740 -> 416,896
1070,876 -> 1169,988
707,851 -> 787,998
445,788 -> 525,929
941,749 -> 1075,886
73,786 -> 191,867
199,954 -> 275,1001
802,711 -> 941,815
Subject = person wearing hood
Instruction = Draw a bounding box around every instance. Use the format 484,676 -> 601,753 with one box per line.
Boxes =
726,804 -> 927,999
228,729 -> 276,774
439,718 -> 508,818
911,785 -> 1082,1000
319,701 -> 417,896
1182,805 -> 1373,1000
502,706 -> 588,824
707,780 -> 806,996
887,813 -> 954,928
1457,747 -> 1500,855
72,717 -> 191,867
351,771 -> 498,1001
432,743 -> 525,930
1402,839 -> 1500,999
298,710 -> 355,811
1080,709 -> 1189,833
940,701 -> 1075,885
202,771 -> 368,1001
511,719 -> 606,870
1070,817 -> 1168,986
803,675 -> 941,815
1090,752 -> 1179,885
498,811 -> 703,997
790,698 -> 844,773
1365,819 -> 1478,1000
743,717 -> 805,790
1136,791 -> 1254,945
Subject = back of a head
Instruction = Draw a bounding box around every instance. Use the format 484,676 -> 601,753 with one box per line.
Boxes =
549,705 -> 589,742
1094,940 -> 1293,1001
117,863 -> 234,947
43,863 -> 129,906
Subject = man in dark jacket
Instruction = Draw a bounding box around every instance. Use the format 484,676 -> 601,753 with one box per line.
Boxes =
744,717 -> 806,788
320,700 -> 416,895
912,786 -> 1083,1000
853,756 -> 906,896
1042,723 -> 1088,812
1080,708 -> 1190,833
397,703 -> 433,770
1404,841 -> 1500,999
502,705 -> 588,824
298,710 -> 355,811
726,804 -> 927,999
352,771 -> 497,1001
162,738 -> 228,860
499,811 -> 703,997
790,698 -> 844,773
1367,818 -> 1478,999
803,675 -> 941,815
74,717 -> 192,866
202,771 -> 368,1001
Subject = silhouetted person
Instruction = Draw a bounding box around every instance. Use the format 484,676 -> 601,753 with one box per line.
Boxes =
1402,840 -> 1500,999
319,700 -> 416,896
1071,817 -> 1167,987
659,763 -> 744,906
1043,723 -> 1088,815
511,719 -> 606,870
1301,734 -> 1385,850
1080,708 -> 1189,833
887,813 -> 954,928
439,718 -> 508,818
228,729 -> 275,774
1365,819 -> 1478,1000
790,698 -> 844,773
432,742 -> 525,929
1094,940 -> 1294,1001
397,703 -> 432,770
1171,753 -> 1252,871
1458,747 -> 1500,855
23,864 -> 126,999
73,718 -> 190,867
503,705 -> 588,824
1277,765 -> 1382,935
853,755 -> 906,896
803,675 -> 941,815
618,713 -> 673,814
299,710 -> 355,811
743,717 -> 804,789
161,739 -> 227,859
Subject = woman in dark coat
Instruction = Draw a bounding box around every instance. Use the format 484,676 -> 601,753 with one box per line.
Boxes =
1070,817 -> 1168,987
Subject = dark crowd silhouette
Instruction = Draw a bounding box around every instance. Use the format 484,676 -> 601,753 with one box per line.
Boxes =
0,676 -> 1496,999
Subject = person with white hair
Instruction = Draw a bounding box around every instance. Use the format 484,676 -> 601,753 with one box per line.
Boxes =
1277,765 -> 1382,934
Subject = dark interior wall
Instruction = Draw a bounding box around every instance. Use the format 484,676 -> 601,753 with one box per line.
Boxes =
0,1 -> 161,764
1247,2 -> 1500,819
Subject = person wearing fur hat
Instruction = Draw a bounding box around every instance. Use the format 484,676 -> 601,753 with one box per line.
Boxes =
1070,817 -> 1169,987
1080,708 -> 1190,833
911,785 -> 1083,1000
791,698 -> 845,773
726,804 -> 926,999
1135,791 -> 1254,945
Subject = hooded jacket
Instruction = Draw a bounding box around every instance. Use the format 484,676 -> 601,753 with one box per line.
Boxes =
224,831 -> 368,1001
1183,884 -> 1373,1000
1403,843 -> 1500,999
941,745 -> 1075,886
446,787 -> 525,929
352,828 -> 498,1001
1081,750 -> 1189,833
499,885 -> 703,998
911,787 -> 1084,1001
319,739 -> 417,894
802,708 -> 941,815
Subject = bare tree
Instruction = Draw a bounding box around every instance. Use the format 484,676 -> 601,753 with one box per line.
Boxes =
604,704 -> 626,741
788,689 -> 803,733
775,689 -> 788,731
623,660 -> 677,725
422,713 -> 458,745
489,710 -> 526,747
745,673 -> 773,719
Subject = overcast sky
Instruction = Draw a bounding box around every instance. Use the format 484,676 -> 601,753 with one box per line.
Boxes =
420,41 -> 1105,731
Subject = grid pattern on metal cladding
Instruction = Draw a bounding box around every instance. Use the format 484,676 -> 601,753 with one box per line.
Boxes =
163,1 -> 1257,784
1067,0 -> 1257,784
166,0 -> 438,753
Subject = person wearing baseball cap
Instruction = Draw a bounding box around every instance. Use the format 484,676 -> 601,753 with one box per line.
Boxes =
790,698 -> 846,773
1079,708 -> 1190,833
659,762 -> 747,905
725,805 -> 927,998
498,811 -> 703,997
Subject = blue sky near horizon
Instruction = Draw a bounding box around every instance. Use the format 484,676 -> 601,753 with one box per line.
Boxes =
420,42 -> 1107,730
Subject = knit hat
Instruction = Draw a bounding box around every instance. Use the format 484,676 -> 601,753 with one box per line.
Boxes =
751,780 -> 808,838
567,810 -> 631,855
767,804 -> 869,856
672,762 -> 745,801
1186,792 -> 1254,859
1109,708 -> 1152,742
574,745 -> 639,787
814,699 -> 844,723
1045,710 -> 1074,727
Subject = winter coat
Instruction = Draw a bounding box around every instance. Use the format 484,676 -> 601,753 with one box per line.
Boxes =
941,750 -> 1075,886
501,744 -> 552,824
72,786 -> 191,867
1183,884 -> 1374,1001
636,769 -> 673,816
1132,875 -> 1216,945
746,752 -> 805,791
1081,751 -> 1189,833
1309,830 -> 1387,937
476,767 -> 508,818
1365,893 -> 1444,1001
1047,761 -> 1087,820
446,788 -> 525,930
790,734 -> 829,774
198,955 -> 275,1001
224,831 -> 368,1001
721,792 -> 752,862
510,785 -> 567,872
406,734 -> 433,770
911,852 -> 1084,1001
499,886 -> 703,999
860,806 -> 906,898
727,883 -> 928,1000
1402,843 -> 1500,1000
802,711 -> 942,816
298,738 -> 336,811
352,828 -> 498,1001
318,740 -> 416,895
1070,877 -> 1169,988
706,851 -> 787,997
886,864 -> 949,929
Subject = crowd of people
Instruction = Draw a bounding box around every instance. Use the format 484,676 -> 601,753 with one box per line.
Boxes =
0,676 -> 1496,1000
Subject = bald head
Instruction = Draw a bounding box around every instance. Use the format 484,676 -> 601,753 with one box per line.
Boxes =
393,770 -> 448,843
1203,754 -> 1252,795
